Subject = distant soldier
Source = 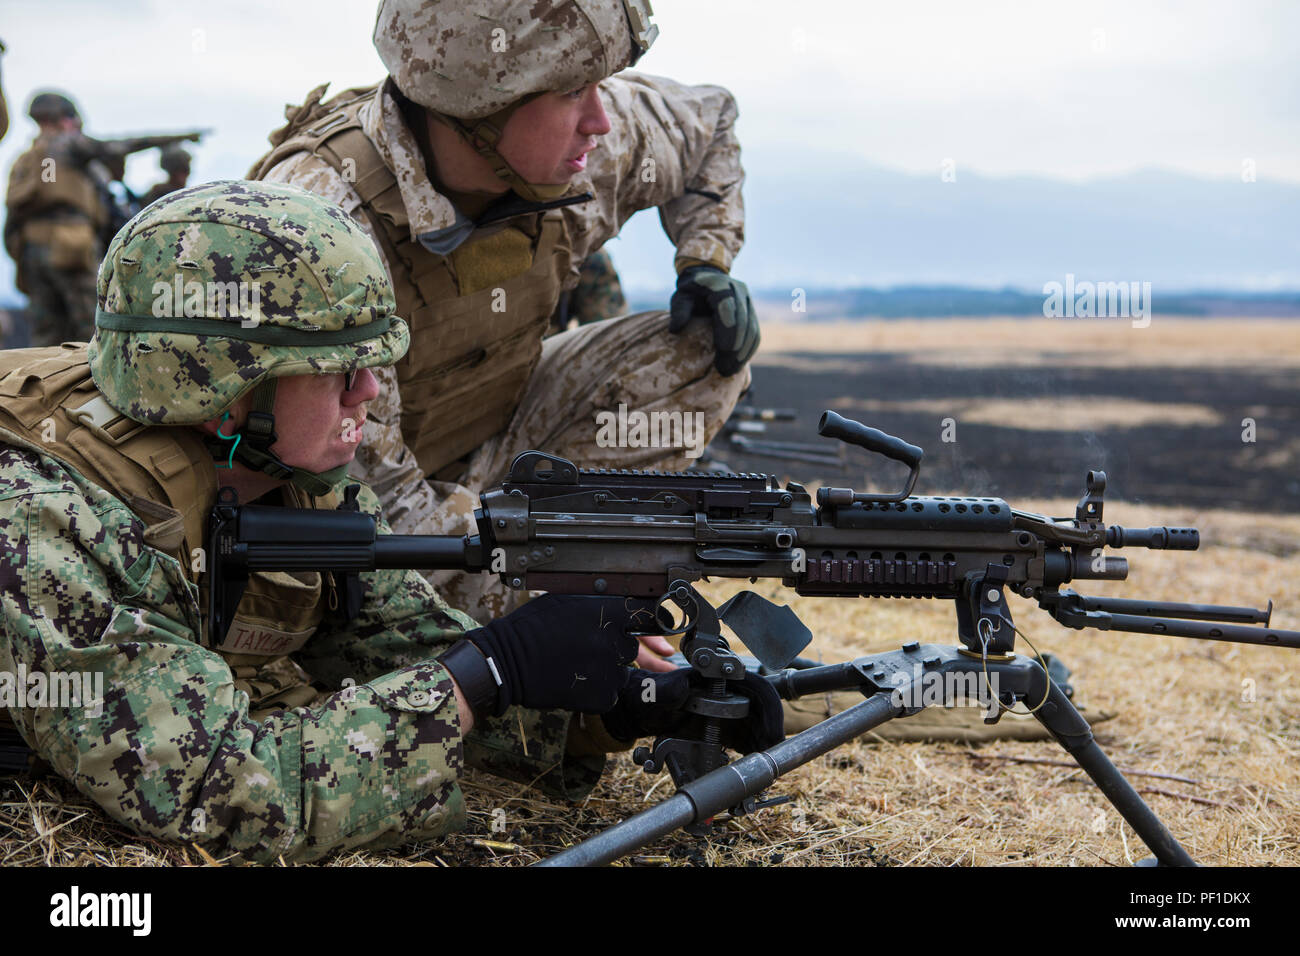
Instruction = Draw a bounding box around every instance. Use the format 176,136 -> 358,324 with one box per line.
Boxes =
4,91 -> 205,346
3,91 -> 104,346
139,145 -> 192,207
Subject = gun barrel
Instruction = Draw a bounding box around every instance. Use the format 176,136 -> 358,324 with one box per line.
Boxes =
1107,526 -> 1199,550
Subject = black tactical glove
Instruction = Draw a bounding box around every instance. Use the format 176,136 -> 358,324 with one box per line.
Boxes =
600,667 -> 785,754
668,265 -> 760,377
437,594 -> 658,722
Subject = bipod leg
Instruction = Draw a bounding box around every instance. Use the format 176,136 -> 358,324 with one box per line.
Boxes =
1027,666 -> 1195,866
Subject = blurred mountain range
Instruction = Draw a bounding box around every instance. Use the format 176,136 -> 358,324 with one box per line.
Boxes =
613,153 -> 1300,302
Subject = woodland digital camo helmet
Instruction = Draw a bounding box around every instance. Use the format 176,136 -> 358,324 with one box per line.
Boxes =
374,0 -> 658,201
89,179 -> 409,492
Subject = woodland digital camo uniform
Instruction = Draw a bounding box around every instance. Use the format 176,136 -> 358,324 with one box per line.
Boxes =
0,182 -> 603,863
551,248 -> 629,331
251,2 -> 751,622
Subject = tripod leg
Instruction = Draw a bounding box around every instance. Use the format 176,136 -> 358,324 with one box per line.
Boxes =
1031,677 -> 1195,866
535,690 -> 903,866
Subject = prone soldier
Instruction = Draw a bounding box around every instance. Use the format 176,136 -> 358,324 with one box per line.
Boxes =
0,180 -> 782,862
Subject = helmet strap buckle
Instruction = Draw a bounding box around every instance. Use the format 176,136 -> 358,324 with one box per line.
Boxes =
243,410 -> 278,443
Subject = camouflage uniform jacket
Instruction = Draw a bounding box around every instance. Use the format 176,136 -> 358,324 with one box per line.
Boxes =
0,425 -> 595,863
258,72 -> 745,532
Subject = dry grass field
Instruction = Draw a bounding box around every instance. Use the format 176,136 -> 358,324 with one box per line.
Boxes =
755,316 -> 1300,368
2,318 -> 1297,867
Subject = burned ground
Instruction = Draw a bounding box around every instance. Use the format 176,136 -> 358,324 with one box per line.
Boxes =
715,351 -> 1299,513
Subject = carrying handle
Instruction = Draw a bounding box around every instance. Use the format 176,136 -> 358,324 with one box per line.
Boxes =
816,411 -> 925,504
818,411 -> 924,471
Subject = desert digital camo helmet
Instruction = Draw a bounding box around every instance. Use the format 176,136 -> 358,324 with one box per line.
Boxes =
27,90 -> 80,123
373,0 -> 658,202
88,179 -> 409,495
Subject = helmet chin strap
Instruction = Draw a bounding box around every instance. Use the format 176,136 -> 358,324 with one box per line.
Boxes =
434,101 -> 576,204
208,378 -> 351,498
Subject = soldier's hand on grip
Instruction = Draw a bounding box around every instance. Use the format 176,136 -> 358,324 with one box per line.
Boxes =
669,265 -> 760,377
437,594 -> 656,720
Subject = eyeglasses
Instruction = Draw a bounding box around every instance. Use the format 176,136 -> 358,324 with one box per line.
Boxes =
344,368 -> 357,391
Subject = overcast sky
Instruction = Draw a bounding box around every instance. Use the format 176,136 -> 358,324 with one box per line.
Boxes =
1,0 -> 1296,297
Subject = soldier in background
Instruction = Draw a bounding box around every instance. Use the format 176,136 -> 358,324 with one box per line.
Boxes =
549,247 -> 629,332
4,91 -> 205,346
139,145 -> 192,207
3,92 -> 105,346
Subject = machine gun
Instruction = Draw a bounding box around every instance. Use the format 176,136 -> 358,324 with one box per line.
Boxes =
78,130 -> 207,178
76,130 -> 207,243
208,411 -> 1300,866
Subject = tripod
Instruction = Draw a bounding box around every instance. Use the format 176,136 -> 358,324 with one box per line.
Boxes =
536,580 -> 1196,867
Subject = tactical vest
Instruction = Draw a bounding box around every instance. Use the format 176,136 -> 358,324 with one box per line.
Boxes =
249,85 -> 572,477
0,346 -> 340,715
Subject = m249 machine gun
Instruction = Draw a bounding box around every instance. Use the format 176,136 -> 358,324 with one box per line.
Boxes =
209,411 -> 1300,866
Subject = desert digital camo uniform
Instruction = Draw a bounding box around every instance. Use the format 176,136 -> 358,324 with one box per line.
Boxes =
0,182 -> 602,863
253,67 -> 750,622
4,130 -> 105,345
